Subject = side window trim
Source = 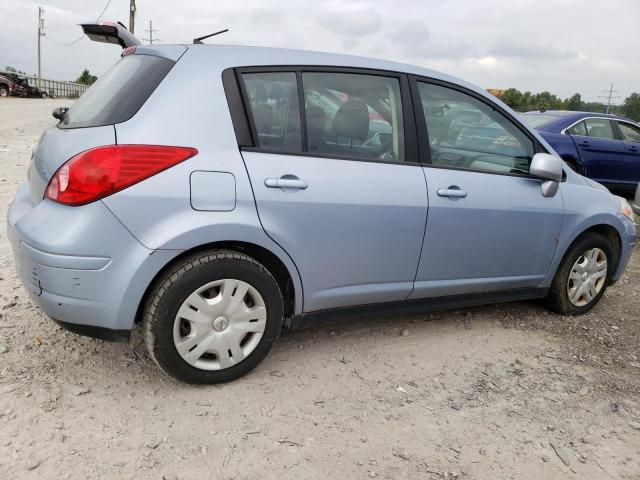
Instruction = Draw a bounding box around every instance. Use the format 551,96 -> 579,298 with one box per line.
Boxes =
409,74 -> 546,168
296,71 -> 308,152
231,65 -> 420,165
222,68 -> 255,147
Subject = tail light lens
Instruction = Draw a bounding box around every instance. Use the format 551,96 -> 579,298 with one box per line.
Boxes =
45,145 -> 198,206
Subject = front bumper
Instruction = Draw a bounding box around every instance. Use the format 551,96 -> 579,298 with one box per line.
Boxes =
612,214 -> 637,283
7,182 -> 180,338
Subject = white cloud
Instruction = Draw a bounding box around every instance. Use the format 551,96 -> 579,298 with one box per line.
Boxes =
0,0 -> 637,102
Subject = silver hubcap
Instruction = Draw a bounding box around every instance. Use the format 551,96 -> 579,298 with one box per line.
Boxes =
567,248 -> 607,307
173,279 -> 267,371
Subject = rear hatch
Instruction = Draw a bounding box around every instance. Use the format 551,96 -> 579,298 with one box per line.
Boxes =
29,40 -> 184,204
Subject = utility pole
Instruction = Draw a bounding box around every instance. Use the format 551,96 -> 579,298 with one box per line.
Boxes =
598,82 -> 620,114
129,0 -> 136,34
144,20 -> 159,44
37,7 -> 45,88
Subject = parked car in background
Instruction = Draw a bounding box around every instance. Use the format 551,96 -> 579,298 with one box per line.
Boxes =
8,73 -> 49,98
6,24 -> 637,384
522,111 -> 640,193
0,72 -> 22,97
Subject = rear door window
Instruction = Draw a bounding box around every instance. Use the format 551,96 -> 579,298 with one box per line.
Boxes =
60,54 -> 175,129
584,118 -> 615,140
302,72 -> 405,162
241,72 -> 302,152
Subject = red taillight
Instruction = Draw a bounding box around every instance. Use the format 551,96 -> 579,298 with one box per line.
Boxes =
122,46 -> 136,57
45,145 -> 198,206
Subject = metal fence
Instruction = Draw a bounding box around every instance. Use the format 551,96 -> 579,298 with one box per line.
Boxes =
25,76 -> 89,98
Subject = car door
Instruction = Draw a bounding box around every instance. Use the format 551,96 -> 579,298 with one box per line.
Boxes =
567,118 -> 626,187
238,69 -> 428,312
409,79 -> 564,299
615,120 -> 640,188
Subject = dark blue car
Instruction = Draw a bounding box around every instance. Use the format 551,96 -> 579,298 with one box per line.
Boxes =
522,111 -> 640,192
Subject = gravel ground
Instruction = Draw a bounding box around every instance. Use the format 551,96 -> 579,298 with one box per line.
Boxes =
0,98 -> 638,479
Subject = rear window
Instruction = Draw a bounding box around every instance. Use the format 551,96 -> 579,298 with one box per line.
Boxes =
60,54 -> 174,129
521,113 -> 561,129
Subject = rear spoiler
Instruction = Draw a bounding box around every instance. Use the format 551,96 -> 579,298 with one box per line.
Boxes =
80,21 -> 141,48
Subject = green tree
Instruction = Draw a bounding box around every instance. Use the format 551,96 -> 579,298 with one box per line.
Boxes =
501,88 -> 523,110
582,101 -> 607,114
621,93 -> 640,121
521,91 -> 532,111
76,69 -> 97,86
566,93 -> 583,111
4,66 -> 27,74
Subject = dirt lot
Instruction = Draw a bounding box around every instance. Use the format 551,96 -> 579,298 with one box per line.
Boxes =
0,98 -> 638,479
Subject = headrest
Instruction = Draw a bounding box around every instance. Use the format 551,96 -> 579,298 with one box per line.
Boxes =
588,126 -> 609,138
252,103 -> 273,132
332,99 -> 369,140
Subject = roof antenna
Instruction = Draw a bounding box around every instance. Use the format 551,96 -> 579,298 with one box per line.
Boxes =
193,28 -> 229,44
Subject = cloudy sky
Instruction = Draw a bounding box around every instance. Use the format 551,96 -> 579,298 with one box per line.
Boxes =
1,0 -> 638,102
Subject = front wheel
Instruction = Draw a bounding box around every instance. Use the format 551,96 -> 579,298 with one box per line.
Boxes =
546,232 -> 613,315
143,251 -> 283,384
40,92 -> 47,99
0,86 -> 8,97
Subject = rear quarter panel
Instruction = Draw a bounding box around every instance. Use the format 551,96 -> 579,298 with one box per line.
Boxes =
101,48 -> 304,314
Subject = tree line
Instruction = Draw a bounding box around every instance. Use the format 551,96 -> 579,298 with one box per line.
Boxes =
495,88 -> 640,121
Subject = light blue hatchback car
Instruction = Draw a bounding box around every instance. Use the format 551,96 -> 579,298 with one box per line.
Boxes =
7,24 -> 636,383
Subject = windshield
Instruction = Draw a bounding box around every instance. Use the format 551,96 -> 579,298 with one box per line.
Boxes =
521,113 -> 561,129
60,54 -> 175,129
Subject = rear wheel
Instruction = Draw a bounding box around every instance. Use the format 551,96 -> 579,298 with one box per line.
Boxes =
143,251 -> 283,384
546,233 -> 613,315
40,91 -> 47,99
0,86 -> 8,97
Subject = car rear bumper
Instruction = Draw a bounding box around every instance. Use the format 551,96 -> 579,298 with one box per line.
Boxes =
7,182 -> 181,338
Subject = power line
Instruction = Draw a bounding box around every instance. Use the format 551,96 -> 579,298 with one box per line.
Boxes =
46,35 -> 84,46
42,0 -> 114,48
95,0 -> 113,22
144,20 -> 160,44
598,82 -> 620,114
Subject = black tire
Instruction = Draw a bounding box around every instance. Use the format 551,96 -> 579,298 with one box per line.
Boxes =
143,250 -> 284,384
40,92 -> 47,99
0,86 -> 8,97
545,232 -> 614,315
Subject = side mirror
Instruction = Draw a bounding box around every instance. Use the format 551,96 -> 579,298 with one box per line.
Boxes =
52,107 -> 68,121
530,153 -> 562,197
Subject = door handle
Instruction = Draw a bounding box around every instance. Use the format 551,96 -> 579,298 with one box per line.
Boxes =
437,187 -> 467,198
629,146 -> 639,152
264,176 -> 308,190
579,141 -> 590,147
